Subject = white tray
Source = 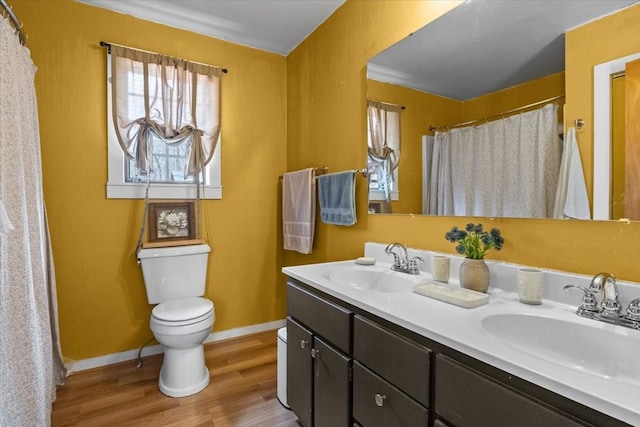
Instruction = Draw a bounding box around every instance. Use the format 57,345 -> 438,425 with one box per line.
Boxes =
414,282 -> 489,308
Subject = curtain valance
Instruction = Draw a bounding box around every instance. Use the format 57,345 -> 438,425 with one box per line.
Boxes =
110,45 -> 221,176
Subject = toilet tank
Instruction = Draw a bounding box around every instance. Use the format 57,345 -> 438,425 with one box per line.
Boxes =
137,244 -> 211,304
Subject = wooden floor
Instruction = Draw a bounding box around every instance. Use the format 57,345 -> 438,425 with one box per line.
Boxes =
52,329 -> 300,427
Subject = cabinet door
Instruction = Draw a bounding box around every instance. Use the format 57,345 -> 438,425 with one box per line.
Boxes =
287,317 -> 313,427
313,336 -> 352,427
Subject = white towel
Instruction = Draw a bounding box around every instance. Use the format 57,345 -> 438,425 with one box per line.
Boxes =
553,127 -> 591,219
282,168 -> 316,254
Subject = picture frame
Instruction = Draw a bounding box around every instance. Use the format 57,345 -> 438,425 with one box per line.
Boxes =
148,201 -> 196,243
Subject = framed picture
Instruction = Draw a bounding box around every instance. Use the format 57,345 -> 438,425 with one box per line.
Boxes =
148,201 -> 195,243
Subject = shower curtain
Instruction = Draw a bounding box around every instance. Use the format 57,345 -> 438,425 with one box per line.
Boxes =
427,103 -> 562,218
0,16 -> 66,426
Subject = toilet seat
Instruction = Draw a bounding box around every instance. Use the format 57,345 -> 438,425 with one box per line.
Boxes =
152,297 -> 214,327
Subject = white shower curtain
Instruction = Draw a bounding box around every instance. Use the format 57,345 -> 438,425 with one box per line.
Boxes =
0,16 -> 66,426
428,103 -> 562,218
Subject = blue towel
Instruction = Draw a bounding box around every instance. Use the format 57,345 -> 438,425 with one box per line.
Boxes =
317,171 -> 357,226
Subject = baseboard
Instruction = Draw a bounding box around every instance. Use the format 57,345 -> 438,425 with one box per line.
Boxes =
65,319 -> 286,374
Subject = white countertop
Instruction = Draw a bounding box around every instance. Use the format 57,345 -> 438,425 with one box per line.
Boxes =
283,255 -> 640,425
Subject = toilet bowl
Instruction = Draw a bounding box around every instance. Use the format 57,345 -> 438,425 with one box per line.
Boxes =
138,244 -> 214,397
150,297 -> 215,397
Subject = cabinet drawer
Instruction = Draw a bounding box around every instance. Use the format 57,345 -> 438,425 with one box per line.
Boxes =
354,315 -> 430,406
353,361 -> 428,427
435,355 -> 584,427
287,282 -> 352,354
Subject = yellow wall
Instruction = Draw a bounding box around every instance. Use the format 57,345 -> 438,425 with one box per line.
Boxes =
565,3 -> 640,205
13,0 -> 287,360
463,72 -> 565,122
286,0 -> 640,283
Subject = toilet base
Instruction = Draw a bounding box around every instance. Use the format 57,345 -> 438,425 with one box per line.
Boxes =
158,344 -> 210,397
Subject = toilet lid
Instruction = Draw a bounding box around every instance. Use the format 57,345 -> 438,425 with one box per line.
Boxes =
152,297 -> 213,322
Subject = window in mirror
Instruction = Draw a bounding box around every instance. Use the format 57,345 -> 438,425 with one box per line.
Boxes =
367,101 -> 402,205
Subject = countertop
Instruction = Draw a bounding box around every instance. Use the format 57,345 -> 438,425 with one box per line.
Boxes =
283,258 -> 640,425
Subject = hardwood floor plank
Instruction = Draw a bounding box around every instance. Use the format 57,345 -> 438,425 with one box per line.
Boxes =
52,329 -> 299,427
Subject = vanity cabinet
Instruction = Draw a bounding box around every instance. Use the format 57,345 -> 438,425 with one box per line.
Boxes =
285,278 -> 630,427
286,283 -> 352,427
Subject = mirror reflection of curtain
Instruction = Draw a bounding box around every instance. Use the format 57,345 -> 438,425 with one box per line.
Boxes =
367,100 -> 402,208
428,103 -> 562,218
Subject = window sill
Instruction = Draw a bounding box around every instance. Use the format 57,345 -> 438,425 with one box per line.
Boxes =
106,183 -> 222,200
368,190 -> 399,201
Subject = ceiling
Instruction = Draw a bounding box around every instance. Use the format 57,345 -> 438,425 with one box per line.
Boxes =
368,0 -> 639,101
77,0 -> 345,55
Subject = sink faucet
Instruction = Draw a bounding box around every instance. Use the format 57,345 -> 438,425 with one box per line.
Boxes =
384,243 -> 423,275
590,272 -> 620,317
564,272 -> 639,330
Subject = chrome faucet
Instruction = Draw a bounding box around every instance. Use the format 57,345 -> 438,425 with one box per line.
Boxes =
384,243 -> 423,275
591,272 -> 620,317
564,273 -> 640,330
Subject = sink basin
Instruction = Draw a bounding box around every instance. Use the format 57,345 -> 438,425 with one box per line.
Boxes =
481,314 -> 640,384
323,265 -> 423,293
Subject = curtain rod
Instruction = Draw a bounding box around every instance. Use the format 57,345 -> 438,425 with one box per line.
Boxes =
1,0 -> 26,46
99,41 -> 228,74
429,95 -> 565,132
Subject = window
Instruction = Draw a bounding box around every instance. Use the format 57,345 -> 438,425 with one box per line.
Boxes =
106,52 -> 222,199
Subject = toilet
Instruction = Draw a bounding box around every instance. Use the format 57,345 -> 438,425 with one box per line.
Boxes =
137,244 -> 214,397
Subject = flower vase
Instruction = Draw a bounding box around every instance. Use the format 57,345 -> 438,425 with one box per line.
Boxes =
459,258 -> 490,293
166,225 -> 180,235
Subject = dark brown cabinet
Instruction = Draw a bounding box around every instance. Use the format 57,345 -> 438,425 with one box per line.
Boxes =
285,278 -> 630,427
286,283 -> 352,427
434,355 -> 584,427
353,361 -> 428,427
286,318 -> 313,427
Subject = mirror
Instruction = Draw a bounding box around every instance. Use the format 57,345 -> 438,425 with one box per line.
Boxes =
366,0 -> 638,218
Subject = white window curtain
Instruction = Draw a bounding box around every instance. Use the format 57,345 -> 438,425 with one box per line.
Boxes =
428,103 -> 562,218
110,45 -> 221,177
367,100 -> 402,203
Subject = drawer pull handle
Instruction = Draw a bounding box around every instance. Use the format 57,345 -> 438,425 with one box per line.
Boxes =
375,393 -> 386,407
311,349 -> 320,358
300,340 -> 308,349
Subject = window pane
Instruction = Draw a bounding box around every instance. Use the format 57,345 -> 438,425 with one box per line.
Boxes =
125,134 -> 195,184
